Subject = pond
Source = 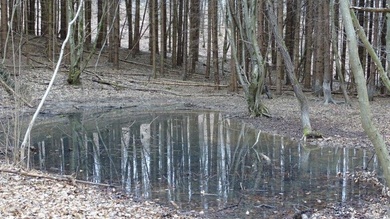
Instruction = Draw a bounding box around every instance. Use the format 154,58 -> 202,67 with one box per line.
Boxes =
28,110 -> 380,218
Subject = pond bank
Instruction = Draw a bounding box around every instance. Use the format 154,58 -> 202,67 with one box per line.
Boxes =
1,66 -> 390,218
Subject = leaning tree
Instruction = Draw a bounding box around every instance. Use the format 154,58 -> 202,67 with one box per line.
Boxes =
340,0 -> 390,188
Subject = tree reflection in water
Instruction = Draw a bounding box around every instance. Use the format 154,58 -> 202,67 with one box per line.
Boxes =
29,111 -> 380,217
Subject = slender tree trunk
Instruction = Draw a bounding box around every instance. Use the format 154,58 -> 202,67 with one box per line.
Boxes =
284,0 -> 297,85
160,0 -> 166,76
266,0 -> 315,137
322,0 -> 336,104
205,0 -> 212,79
182,0 -> 189,79
340,0 -> 390,188
125,0 -> 133,49
96,0 -> 107,48
109,0 -> 120,69
85,0 -> 91,44
313,1 -> 324,95
152,0 -> 157,77
171,0 -> 178,67
303,0 -> 313,89
176,0 -> 183,65
189,0 -> 200,74
28,0 -> 36,35
212,0 -> 219,86
275,0 -> 283,94
67,0 -> 83,85
1,0 -> 8,57
133,0 -> 140,53
330,0 -> 351,105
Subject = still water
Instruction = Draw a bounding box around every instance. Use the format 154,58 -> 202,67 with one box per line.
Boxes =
29,111 -> 380,217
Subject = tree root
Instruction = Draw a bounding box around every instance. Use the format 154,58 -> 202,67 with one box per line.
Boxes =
301,131 -> 323,142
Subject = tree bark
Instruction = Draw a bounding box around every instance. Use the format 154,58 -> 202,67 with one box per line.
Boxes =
212,0 -> 219,86
189,0 -> 200,74
133,0 -> 140,53
1,0 -> 8,57
322,0 -> 336,104
96,0 -> 107,49
303,0 -> 313,89
340,0 -> 390,188
275,0 -> 283,94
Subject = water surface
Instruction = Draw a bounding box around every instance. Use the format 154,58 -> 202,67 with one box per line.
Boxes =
29,111 -> 380,218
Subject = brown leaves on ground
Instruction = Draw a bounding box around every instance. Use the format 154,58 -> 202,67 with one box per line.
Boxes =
0,164 -> 197,219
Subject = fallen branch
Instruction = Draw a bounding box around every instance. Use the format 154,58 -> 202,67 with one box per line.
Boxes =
92,77 -> 127,90
147,79 -> 229,88
0,168 -> 112,187
0,78 -> 34,108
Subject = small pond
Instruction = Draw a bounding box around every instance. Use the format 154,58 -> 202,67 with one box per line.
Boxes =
28,110 -> 380,218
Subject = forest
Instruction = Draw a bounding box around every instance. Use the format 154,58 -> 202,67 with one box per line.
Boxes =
1,0 -> 390,217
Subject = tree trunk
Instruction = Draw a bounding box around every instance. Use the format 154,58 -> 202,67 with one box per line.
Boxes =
284,0 -> 297,85
133,0 -> 140,53
152,0 -> 157,77
108,0 -> 119,69
171,0 -> 178,67
189,0 -> 200,74
303,0 -> 313,89
266,0 -> 314,137
275,0 -> 283,95
96,0 -> 107,49
85,0 -> 92,44
125,0 -> 133,49
28,0 -> 36,35
0,0 -> 7,57
322,0 -> 336,104
330,0 -> 351,105
160,0 -> 166,76
340,0 -> 390,188
212,0 -> 219,86
67,0 -> 83,85
205,0 -> 212,79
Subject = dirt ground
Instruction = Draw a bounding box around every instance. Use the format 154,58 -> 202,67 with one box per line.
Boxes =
1,55 -> 390,218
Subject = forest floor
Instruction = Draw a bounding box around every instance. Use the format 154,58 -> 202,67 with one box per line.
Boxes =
1,51 -> 390,218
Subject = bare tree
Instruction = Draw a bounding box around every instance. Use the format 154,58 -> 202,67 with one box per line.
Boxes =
227,0 -> 269,117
